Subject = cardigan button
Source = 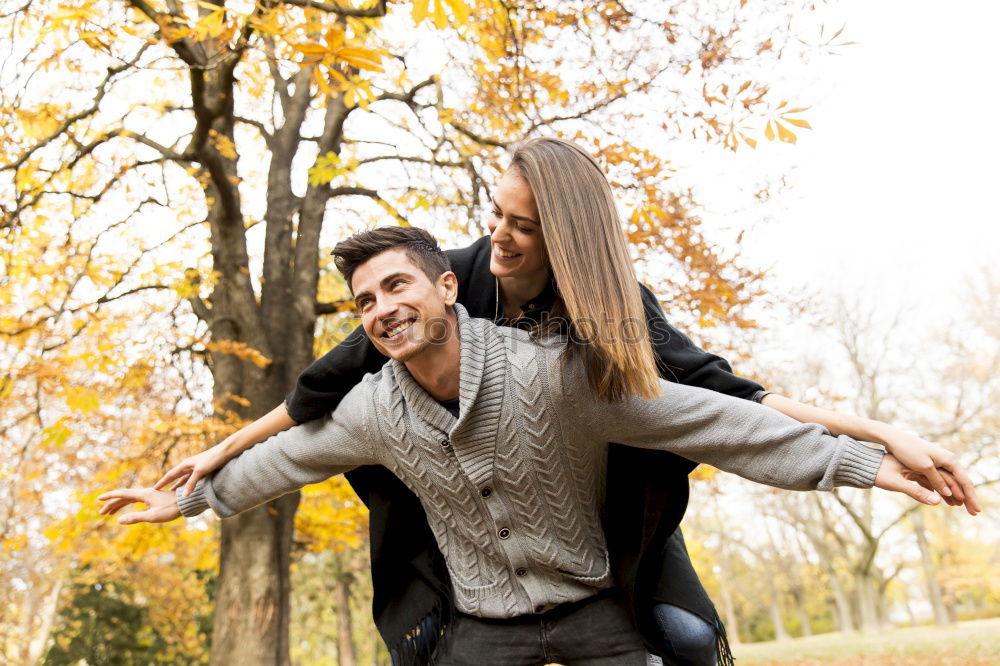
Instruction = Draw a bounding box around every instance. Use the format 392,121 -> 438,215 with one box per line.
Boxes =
480,487 -> 492,498
515,567 -> 527,577
440,439 -> 450,448
498,528 -> 511,540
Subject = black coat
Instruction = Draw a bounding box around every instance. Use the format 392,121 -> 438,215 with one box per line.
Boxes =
285,236 -> 765,663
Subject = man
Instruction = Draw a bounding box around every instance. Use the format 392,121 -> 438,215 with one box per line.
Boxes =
99,227 -> 942,665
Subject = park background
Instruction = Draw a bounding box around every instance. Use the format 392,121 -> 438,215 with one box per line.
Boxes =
1,0 -> 997,664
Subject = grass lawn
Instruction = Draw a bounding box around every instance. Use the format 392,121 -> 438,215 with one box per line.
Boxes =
732,617 -> 1000,665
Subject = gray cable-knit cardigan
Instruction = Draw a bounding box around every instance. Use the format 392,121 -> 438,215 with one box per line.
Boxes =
178,304 -> 884,619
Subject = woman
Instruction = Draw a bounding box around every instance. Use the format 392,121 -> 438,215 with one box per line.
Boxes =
158,138 -> 976,665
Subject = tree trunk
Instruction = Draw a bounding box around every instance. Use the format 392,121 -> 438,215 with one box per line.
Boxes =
768,593 -> 791,641
24,579 -> 62,666
336,574 -> 358,666
853,571 -> 880,634
911,509 -> 951,625
791,588 -> 812,637
716,564 -> 742,645
828,572 -> 855,633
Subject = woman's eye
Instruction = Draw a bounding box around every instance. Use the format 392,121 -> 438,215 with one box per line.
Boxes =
491,209 -> 502,218
516,225 -> 533,234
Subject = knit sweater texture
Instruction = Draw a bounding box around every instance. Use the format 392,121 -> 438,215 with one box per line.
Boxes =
178,305 -> 884,619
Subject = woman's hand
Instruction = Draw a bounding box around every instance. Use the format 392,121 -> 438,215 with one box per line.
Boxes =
154,439 -> 235,498
153,403 -> 299,497
878,429 -> 981,515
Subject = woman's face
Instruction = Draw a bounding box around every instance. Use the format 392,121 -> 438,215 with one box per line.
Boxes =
488,171 -> 548,281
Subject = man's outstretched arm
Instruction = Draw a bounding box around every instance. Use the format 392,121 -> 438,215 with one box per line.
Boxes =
577,376 -> 961,507
101,384 -> 379,524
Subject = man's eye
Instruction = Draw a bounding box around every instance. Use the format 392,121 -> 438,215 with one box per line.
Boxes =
391,279 -> 406,289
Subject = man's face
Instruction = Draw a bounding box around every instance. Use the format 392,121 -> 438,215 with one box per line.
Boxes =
351,248 -> 457,363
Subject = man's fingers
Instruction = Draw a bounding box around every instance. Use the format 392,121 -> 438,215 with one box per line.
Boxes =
899,480 -> 941,506
98,488 -> 146,504
99,498 -> 134,516
119,509 -> 155,525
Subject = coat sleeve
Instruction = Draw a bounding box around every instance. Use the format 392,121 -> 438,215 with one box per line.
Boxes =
640,284 -> 767,401
178,384 -> 380,518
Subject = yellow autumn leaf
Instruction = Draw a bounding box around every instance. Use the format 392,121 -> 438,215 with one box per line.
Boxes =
412,0 -> 431,24
776,121 -> 796,143
63,386 -> 102,413
782,116 -> 812,129
210,130 -> 238,159
16,107 -> 62,139
336,46 -> 386,72
444,0 -> 470,24
191,9 -> 225,41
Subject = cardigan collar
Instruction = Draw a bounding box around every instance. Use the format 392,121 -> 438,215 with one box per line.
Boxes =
389,304 -> 506,441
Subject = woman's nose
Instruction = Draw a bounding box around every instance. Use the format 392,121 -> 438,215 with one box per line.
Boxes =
490,217 -> 511,240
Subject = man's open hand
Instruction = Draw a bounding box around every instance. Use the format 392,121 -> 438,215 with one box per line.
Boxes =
98,487 -> 182,525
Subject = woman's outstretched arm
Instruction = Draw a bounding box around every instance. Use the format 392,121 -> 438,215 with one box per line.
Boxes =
154,402 -> 298,497
759,393 -> 980,514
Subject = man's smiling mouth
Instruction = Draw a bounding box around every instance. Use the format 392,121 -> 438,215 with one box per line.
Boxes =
383,318 -> 416,339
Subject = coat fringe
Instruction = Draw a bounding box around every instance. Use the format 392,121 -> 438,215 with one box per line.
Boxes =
388,600 -> 452,666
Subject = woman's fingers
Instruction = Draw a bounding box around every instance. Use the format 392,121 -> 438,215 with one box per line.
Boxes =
917,465 -> 952,499
154,463 -> 191,490
170,473 -> 192,492
905,467 -> 981,515
182,469 -> 205,498
949,466 -> 982,515
932,454 -> 981,515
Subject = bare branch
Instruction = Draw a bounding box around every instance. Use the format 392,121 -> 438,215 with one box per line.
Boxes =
356,155 -> 464,168
278,0 -> 388,18
376,76 -> 436,104
451,123 -> 511,148
314,300 -> 353,315
94,285 -> 173,305
2,45 -> 148,172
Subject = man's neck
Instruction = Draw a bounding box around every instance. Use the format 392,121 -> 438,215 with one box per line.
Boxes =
404,311 -> 461,401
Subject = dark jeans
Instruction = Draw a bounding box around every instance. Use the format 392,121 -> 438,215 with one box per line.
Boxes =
652,603 -> 717,666
434,592 -> 648,665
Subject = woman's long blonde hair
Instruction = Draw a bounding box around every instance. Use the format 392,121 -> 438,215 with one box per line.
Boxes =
510,137 -> 661,402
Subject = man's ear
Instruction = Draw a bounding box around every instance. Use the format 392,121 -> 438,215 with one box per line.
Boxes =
436,271 -> 459,306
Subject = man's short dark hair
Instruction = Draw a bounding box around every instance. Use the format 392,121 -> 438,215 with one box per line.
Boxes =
332,226 -> 451,292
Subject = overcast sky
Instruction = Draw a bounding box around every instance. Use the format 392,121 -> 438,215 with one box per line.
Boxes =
686,0 -> 999,326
